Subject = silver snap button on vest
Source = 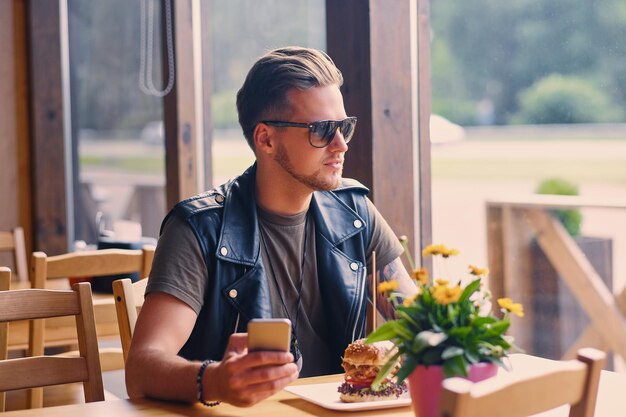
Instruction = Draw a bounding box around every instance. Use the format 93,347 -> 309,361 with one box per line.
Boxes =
229,289 -> 237,298
350,262 -> 358,271
215,194 -> 225,204
220,246 -> 228,256
353,219 -> 362,228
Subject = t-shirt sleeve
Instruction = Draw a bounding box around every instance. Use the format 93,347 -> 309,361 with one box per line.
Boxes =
146,213 -> 208,314
364,197 -> 405,273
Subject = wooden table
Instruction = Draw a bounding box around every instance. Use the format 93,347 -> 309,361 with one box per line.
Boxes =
3,355 -> 626,417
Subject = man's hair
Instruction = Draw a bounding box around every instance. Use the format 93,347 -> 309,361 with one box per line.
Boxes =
236,46 -> 344,150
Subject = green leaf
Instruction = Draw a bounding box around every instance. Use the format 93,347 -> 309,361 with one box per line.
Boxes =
442,346 -> 464,359
485,320 -> 510,336
366,321 -> 400,343
371,351 -> 401,389
448,326 -> 472,338
472,316 -> 497,326
416,330 -> 447,348
459,278 -> 481,302
392,321 -> 416,340
443,355 -> 468,377
395,355 -> 419,384
465,350 -> 480,364
397,309 -> 419,328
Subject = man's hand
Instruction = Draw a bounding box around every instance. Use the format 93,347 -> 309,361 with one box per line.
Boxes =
204,333 -> 299,407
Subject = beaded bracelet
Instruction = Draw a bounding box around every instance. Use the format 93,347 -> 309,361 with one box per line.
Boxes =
197,359 -> 221,407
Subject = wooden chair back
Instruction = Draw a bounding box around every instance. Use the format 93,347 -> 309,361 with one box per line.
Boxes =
26,246 -> 154,407
440,348 -> 606,417
0,282 -> 104,410
31,246 -> 155,289
0,267 -> 10,411
112,277 -> 148,363
0,227 -> 28,283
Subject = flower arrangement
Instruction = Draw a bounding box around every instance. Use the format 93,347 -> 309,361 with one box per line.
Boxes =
366,238 -> 524,387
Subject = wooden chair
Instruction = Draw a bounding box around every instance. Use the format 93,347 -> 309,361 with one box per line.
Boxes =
112,277 -> 148,363
440,348 -> 606,417
0,267 -> 10,411
0,227 -> 28,283
24,246 -> 154,407
0,282 -> 105,410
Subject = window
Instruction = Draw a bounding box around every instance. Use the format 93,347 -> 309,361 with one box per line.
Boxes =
430,0 -> 626,364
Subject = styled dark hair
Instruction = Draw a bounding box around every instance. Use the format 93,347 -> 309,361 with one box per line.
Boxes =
236,46 -> 344,150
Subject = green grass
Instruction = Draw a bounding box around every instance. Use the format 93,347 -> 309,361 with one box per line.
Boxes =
81,155 -> 626,184
80,156 -> 164,173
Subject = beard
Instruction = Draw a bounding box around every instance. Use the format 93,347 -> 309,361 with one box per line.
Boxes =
274,141 -> 342,191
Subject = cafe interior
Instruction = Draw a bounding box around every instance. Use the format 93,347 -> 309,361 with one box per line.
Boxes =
1,1 -> 626,416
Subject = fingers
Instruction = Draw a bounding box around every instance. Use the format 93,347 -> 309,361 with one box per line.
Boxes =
229,372 -> 299,407
225,333 -> 248,355
227,354 -> 298,387
206,351 -> 299,407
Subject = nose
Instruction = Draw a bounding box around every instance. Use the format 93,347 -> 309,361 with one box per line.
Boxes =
327,128 -> 349,152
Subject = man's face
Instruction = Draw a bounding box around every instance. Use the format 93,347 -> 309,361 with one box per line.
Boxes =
272,85 -> 350,191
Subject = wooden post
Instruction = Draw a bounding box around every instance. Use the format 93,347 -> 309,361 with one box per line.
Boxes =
28,1 -> 68,255
326,0 -> 428,264
164,0 -> 211,209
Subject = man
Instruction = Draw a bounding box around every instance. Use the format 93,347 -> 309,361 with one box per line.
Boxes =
125,46 -> 415,407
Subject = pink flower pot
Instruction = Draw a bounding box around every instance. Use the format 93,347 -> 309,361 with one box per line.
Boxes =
407,362 -> 498,417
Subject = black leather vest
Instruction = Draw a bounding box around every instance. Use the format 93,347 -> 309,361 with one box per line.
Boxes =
163,164 -> 372,373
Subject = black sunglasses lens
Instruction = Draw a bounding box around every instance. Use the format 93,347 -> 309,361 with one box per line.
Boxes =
310,119 -> 356,147
340,118 -> 356,143
309,121 -> 334,147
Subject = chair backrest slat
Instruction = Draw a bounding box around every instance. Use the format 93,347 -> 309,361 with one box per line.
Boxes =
43,249 -> 145,279
23,245 -> 154,407
113,277 -> 148,363
0,228 -> 28,282
0,289 -> 80,320
0,282 -> 104,409
0,267 -> 10,412
0,356 -> 89,391
440,348 -> 606,417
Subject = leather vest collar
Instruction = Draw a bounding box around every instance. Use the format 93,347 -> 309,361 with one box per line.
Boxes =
216,164 -> 368,267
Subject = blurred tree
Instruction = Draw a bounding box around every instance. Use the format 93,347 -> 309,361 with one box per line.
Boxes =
514,74 -> 622,124
430,0 -> 626,125
69,0 -> 162,133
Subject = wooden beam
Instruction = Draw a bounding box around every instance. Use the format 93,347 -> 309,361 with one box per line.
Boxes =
27,1 -> 67,255
199,1 -> 214,189
416,0 -> 433,265
486,205 -> 505,303
562,326 -> 608,360
501,206 -> 535,349
164,0 -> 208,209
525,208 -> 626,361
0,1 -> 33,263
327,0 -> 426,261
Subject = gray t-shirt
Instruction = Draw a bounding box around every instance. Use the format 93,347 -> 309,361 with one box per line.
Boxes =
147,197 -> 403,376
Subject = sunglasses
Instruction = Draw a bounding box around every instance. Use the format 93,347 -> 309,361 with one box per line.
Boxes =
261,117 -> 357,148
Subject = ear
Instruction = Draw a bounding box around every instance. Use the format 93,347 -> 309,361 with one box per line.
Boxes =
253,122 -> 275,155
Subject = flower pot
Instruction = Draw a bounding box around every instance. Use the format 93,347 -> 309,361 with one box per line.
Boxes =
407,362 -> 498,417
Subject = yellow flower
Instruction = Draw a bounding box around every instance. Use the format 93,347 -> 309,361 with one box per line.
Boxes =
422,244 -> 459,258
411,267 -> 429,285
469,265 -> 490,277
402,291 -> 420,307
497,298 -> 525,317
435,278 -> 449,286
377,279 -> 399,294
431,283 -> 462,305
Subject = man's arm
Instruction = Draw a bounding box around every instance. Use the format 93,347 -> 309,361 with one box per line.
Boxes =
125,291 -> 299,407
373,256 -> 417,321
